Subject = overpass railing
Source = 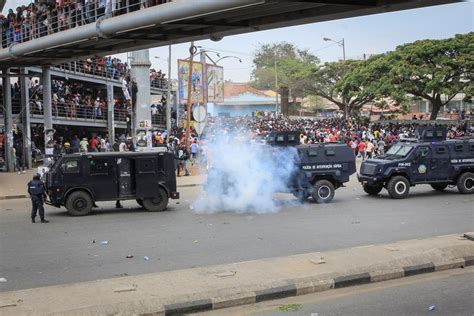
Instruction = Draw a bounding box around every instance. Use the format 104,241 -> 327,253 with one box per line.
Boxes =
2,1 -> 173,48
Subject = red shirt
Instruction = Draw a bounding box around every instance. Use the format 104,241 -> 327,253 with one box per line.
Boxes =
358,142 -> 366,152
90,138 -> 98,149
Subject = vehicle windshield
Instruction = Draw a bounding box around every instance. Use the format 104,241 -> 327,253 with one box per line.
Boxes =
384,145 -> 414,159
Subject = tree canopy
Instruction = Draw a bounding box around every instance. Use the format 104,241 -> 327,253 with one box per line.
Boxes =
380,32 -> 473,119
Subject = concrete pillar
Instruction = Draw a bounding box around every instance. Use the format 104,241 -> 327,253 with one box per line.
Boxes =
130,49 -> 151,133
20,68 -> 32,169
106,83 -> 115,144
2,74 -> 14,172
42,67 -> 54,158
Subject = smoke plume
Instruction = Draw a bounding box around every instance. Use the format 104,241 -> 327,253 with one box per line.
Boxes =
193,135 -> 299,214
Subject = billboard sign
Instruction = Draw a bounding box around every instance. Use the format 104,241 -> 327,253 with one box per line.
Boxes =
178,59 -> 204,104
207,64 -> 224,103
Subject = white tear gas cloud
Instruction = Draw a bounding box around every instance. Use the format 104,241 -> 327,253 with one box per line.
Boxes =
193,135 -> 299,214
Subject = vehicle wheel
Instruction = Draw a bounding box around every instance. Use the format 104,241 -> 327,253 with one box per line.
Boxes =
292,190 -> 309,202
457,172 -> 474,194
363,184 -> 383,195
387,176 -> 410,199
142,188 -> 169,212
311,180 -> 335,203
65,191 -> 93,216
430,183 -> 448,191
136,199 -> 144,207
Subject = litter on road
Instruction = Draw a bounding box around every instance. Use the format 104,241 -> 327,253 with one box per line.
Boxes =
143,256 -> 150,261
428,305 -> 436,311
100,241 -> 109,245
126,255 -> 134,259
0,277 -> 7,282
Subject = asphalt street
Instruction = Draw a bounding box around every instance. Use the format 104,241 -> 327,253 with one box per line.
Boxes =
196,267 -> 474,316
1,175 -> 473,292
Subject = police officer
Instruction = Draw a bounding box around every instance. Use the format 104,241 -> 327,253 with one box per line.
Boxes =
27,174 -> 49,223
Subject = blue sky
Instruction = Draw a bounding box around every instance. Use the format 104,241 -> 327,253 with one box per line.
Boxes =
3,1 -> 473,82
117,1 -> 474,82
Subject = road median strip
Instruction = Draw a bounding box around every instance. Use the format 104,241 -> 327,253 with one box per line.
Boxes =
0,233 -> 472,316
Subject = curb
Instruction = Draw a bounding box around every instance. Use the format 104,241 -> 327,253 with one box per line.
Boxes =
158,256 -> 473,316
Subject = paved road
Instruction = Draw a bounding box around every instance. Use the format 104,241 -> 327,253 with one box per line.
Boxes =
197,267 -> 474,316
1,175 -> 473,292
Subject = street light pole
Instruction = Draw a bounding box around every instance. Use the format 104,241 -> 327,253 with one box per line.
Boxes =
323,36 -> 347,118
185,41 -> 196,150
166,45 -> 172,143
274,59 -> 279,114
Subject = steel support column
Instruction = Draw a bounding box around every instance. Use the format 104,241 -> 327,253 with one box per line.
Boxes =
131,49 -> 151,133
106,83 -> 115,144
2,74 -> 14,172
20,68 -> 32,169
42,67 -> 53,156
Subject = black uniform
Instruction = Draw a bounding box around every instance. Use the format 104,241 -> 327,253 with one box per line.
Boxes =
28,177 -> 48,222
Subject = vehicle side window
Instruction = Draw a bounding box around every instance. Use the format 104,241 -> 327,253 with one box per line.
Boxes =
61,160 -> 80,174
288,135 -> 296,142
138,158 -> 156,174
435,146 -> 447,155
470,144 -> 474,151
454,144 -> 464,151
416,147 -> 430,158
307,150 -> 318,157
90,159 -> 109,175
276,135 -> 284,142
325,149 -> 335,156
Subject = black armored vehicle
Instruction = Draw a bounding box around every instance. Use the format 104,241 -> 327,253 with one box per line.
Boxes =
267,131 -> 356,203
45,150 -> 179,216
358,127 -> 474,199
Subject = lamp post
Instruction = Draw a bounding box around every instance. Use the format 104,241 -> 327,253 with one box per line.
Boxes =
214,56 -> 242,64
323,37 -> 345,61
323,37 -> 347,119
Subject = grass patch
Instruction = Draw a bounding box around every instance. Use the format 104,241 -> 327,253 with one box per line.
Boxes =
278,304 -> 303,312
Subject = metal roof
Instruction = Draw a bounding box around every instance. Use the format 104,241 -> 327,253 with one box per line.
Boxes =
0,0 -> 461,68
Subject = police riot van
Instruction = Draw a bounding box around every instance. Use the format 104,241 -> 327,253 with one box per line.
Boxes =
268,131 -> 356,203
358,127 -> 474,199
45,150 -> 179,216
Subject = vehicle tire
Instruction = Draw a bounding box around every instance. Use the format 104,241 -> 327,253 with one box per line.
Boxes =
457,172 -> 474,194
142,187 -> 169,212
363,184 -> 383,195
65,191 -> 93,216
311,180 -> 335,203
387,176 -> 410,199
136,199 -> 144,207
430,183 -> 448,191
292,190 -> 309,202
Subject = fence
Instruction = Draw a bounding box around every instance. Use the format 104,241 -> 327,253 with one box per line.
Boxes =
1,1 -> 173,48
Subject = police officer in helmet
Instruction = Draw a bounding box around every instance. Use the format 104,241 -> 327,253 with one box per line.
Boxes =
28,174 -> 49,223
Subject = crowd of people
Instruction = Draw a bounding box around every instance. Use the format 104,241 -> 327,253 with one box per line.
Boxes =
1,0 -> 170,48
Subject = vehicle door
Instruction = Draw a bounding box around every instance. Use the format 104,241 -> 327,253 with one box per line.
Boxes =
431,145 -> 450,180
88,157 -> 116,200
135,156 -> 162,198
117,157 -> 134,197
59,157 -> 85,190
412,146 -> 432,182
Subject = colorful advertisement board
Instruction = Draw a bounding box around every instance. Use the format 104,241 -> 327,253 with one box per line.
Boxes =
207,64 -> 224,103
178,59 -> 204,104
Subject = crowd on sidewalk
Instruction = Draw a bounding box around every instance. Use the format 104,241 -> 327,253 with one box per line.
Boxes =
1,0 -> 171,48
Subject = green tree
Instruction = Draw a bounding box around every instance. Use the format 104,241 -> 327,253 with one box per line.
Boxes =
381,32 -> 473,119
303,59 -> 378,119
251,42 -> 319,114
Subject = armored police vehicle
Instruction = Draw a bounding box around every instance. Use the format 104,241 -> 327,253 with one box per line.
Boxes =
45,150 -> 179,216
266,131 -> 356,203
358,127 -> 474,199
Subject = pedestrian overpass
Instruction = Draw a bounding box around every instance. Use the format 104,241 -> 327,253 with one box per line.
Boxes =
0,0 -> 460,67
